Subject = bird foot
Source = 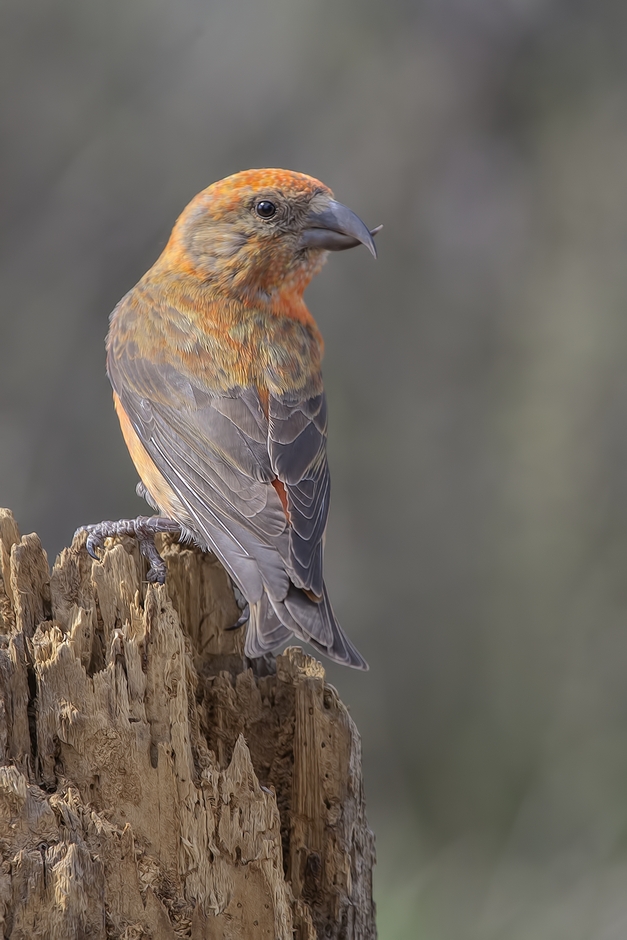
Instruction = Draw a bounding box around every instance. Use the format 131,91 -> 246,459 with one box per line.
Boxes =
75,515 -> 182,583
225,604 -> 250,631
225,584 -> 249,630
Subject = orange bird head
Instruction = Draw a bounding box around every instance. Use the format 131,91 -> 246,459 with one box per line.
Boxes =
159,168 -> 378,304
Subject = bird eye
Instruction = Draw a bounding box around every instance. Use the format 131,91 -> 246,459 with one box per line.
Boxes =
256,200 -> 277,219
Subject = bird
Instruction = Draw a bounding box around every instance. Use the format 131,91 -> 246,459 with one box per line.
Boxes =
78,168 -> 379,669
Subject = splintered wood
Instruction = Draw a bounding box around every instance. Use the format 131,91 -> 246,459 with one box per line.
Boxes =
0,510 -> 375,939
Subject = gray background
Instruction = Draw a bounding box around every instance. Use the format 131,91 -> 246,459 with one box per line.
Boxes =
3,2 -> 627,937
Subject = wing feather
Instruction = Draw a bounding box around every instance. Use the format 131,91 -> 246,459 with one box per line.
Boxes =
109,344 -> 332,608
268,392 -> 330,597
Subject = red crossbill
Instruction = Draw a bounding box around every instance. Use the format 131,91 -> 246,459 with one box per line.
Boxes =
80,168 -> 379,669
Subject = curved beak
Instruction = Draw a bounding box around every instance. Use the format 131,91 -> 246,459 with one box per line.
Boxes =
300,198 -> 380,258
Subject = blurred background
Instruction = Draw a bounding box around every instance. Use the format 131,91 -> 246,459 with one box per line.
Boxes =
2,1 -> 627,936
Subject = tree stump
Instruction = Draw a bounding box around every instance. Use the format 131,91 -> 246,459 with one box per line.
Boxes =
0,509 -> 375,939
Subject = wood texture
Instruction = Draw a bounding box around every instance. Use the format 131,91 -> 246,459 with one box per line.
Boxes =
0,509 -> 375,939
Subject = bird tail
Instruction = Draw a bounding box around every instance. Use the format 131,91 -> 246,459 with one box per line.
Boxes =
294,584 -> 369,670
244,593 -> 292,658
248,583 -> 368,671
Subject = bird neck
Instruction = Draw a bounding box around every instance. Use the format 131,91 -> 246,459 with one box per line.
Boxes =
148,252 -> 324,346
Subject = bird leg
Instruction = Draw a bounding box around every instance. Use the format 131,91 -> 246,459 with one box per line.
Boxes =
75,515 -> 182,584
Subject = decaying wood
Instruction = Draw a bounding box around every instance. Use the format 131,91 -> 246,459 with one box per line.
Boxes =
0,509 -> 375,939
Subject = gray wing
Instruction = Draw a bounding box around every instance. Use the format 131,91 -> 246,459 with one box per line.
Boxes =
108,352 -> 331,605
109,352 -> 288,602
268,392 -> 330,599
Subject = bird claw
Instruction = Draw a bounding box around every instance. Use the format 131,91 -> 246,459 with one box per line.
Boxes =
225,604 -> 249,631
84,529 -> 105,561
75,516 -> 181,583
225,584 -> 249,630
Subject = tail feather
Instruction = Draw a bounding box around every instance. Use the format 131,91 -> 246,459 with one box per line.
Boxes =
244,594 -> 293,658
307,585 -> 369,670
261,583 -> 368,671
283,584 -> 334,647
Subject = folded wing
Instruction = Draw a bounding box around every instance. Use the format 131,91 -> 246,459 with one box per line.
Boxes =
107,337 -> 366,669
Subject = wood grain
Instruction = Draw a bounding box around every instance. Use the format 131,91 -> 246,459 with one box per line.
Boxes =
0,510 -> 375,939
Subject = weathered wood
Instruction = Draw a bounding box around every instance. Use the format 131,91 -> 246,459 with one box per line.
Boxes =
0,510 -> 375,939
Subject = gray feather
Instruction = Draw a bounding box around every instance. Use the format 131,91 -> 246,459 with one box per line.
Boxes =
108,345 -> 366,668
245,596 -> 292,658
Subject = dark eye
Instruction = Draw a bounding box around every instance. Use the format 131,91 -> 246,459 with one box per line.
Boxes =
256,200 -> 277,219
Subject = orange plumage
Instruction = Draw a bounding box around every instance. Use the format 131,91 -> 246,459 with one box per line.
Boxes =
97,168 -> 378,668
